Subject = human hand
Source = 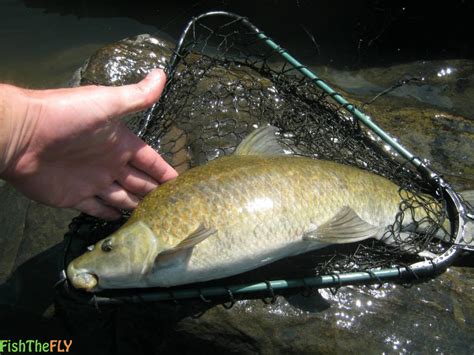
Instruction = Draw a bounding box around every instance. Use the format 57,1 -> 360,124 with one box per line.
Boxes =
0,69 -> 177,220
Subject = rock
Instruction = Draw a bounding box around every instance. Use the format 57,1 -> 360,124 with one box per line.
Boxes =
54,266 -> 474,354
312,61 -> 474,189
78,34 -> 175,87
155,59 -> 283,171
12,201 -> 78,269
316,59 -> 474,119
69,34 -> 177,137
170,267 -> 474,354
365,107 -> 474,190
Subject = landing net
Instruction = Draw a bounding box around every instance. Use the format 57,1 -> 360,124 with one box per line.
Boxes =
60,12 -> 472,304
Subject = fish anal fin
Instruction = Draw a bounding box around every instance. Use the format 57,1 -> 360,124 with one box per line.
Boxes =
303,206 -> 379,244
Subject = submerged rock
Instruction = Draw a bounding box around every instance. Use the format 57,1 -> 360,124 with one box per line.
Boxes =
0,183 -> 29,283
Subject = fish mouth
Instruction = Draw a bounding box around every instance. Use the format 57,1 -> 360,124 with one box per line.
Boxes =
67,263 -> 98,292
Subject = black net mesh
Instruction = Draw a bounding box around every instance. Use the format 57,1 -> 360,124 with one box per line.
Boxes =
65,13 -> 455,289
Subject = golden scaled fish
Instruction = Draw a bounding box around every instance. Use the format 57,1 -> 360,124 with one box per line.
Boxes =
67,126 -> 445,291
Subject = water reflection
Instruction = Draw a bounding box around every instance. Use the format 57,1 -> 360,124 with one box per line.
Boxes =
437,67 -> 454,77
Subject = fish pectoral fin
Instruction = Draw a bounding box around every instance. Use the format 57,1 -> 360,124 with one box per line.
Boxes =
303,206 -> 379,244
158,224 -> 217,257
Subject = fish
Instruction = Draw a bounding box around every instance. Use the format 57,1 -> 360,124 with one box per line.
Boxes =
67,126 -> 447,292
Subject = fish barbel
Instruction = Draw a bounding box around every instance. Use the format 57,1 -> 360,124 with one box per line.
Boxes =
67,126 -> 443,291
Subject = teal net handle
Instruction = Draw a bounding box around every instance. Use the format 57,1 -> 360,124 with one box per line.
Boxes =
64,259 -> 450,304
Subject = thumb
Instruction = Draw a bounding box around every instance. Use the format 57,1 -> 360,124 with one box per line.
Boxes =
95,68 -> 167,119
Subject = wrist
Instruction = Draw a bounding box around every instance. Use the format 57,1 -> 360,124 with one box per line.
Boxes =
0,84 -> 38,179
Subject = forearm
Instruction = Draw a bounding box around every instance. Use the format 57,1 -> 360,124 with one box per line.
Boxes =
0,84 -> 37,178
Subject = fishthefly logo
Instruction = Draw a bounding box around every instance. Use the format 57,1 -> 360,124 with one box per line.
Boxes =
0,339 -> 72,353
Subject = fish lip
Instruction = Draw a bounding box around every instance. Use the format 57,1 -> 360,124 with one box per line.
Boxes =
82,273 -> 99,292
67,263 -> 99,292
73,272 -> 99,292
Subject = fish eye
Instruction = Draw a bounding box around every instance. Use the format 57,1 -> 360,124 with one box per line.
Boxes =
101,239 -> 113,252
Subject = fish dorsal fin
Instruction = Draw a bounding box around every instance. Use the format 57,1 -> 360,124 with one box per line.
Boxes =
234,125 -> 286,156
158,224 -> 217,257
303,206 -> 379,243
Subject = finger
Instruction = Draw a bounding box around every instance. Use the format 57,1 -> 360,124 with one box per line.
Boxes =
130,141 -> 178,183
98,182 -> 140,210
117,165 -> 159,197
110,68 -> 167,115
75,197 -> 122,221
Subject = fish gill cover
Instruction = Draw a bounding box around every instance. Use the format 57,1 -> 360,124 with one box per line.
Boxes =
61,12 -> 471,302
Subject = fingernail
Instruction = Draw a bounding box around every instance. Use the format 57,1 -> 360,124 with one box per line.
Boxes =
148,68 -> 165,81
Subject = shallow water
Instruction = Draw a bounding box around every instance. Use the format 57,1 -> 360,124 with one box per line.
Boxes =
0,1 -> 473,354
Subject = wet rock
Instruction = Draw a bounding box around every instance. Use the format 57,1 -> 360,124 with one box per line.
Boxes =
69,34 -> 178,159
156,60 -> 281,170
361,105 -> 474,190
12,201 -> 77,269
77,34 -> 175,87
0,185 -> 78,312
316,59 -> 474,119
169,267 -> 474,354
312,62 -> 474,189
